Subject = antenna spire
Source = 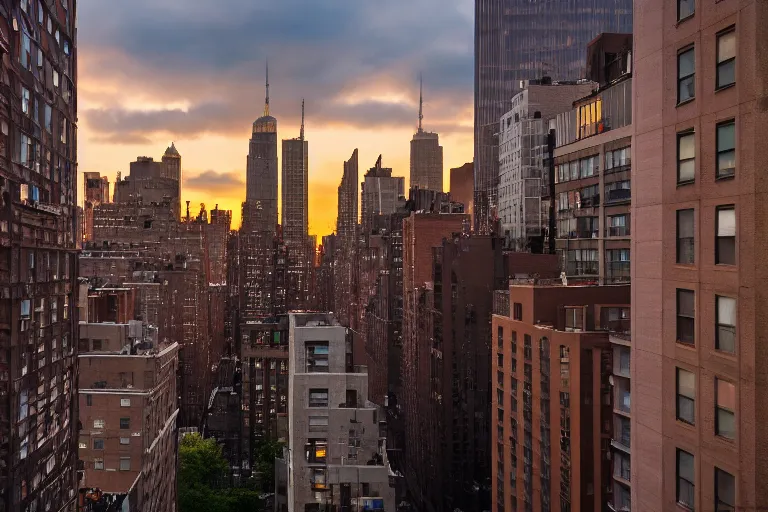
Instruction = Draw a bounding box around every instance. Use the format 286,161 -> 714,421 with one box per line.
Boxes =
264,60 -> 270,117
300,99 -> 305,140
418,73 -> 424,132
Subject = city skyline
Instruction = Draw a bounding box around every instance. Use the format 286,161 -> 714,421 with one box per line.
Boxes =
76,0 -> 475,236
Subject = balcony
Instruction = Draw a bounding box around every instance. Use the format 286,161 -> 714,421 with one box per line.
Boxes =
606,226 -> 630,237
566,261 -> 599,277
568,230 -> 599,240
605,188 -> 631,204
605,261 -> 630,284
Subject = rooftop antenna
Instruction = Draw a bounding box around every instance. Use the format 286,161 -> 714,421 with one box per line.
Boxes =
300,99 -> 305,140
418,73 -> 424,133
264,60 -> 270,117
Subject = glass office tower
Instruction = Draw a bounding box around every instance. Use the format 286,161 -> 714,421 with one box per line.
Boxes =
474,0 -> 632,233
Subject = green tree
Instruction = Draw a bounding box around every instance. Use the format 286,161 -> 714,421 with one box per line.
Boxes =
252,438 -> 284,493
178,433 -> 265,512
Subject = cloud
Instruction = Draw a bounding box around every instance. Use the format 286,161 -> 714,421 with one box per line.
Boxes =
78,0 -> 473,141
184,170 -> 246,196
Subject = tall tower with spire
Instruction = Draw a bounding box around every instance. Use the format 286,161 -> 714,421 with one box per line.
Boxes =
281,100 -> 311,308
410,76 -> 444,193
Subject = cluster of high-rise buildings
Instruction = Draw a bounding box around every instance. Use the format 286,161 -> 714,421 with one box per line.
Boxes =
0,0 -> 765,511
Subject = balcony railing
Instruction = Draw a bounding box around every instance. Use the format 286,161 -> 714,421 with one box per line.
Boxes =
606,226 -> 630,237
605,189 -> 631,204
569,230 -> 599,240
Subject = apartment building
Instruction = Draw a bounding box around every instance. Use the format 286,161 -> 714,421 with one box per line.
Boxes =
553,35 -> 633,285
632,0 -> 766,510
77,322 -> 179,512
277,312 -> 395,512
492,282 -> 630,512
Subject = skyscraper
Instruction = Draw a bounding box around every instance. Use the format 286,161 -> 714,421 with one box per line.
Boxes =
245,64 -> 278,234
410,78 -> 444,193
632,0 -> 766,510
2,0 -> 79,509
360,155 -> 405,236
282,101 -> 311,309
473,0 -> 632,232
335,149 -> 359,329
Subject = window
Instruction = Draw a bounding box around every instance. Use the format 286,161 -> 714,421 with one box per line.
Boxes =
716,296 -> 736,353
716,121 -> 735,178
716,379 -> 736,439
119,457 -> 131,471
120,437 -> 130,445
309,416 -> 329,432
120,398 -> 131,407
678,131 -> 695,183
21,88 -> 30,115
94,459 -> 104,470
497,326 -> 503,350
306,342 -> 329,372
676,209 -> 695,264
677,289 -> 695,345
677,449 -> 695,509
716,206 -> 736,265
92,339 -> 102,351
93,419 -> 105,429
497,388 -> 503,406
715,468 -> 735,511
305,439 -> 328,464
20,33 -> 31,70
678,0 -> 694,21
119,418 -> 130,429
44,104 -> 51,133
309,389 -> 329,408
497,353 -> 503,369
86,394 -> 92,407
676,368 -> 696,425
716,29 -> 736,89
497,371 -> 504,388
93,439 -> 104,450
678,48 -> 695,103
513,303 -> 522,321
523,334 -> 532,360
511,331 -> 517,353
78,441 -> 86,449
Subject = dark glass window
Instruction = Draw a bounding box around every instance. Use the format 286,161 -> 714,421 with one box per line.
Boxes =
678,48 -> 695,103
678,0 -> 694,21
716,206 -> 736,265
716,29 -> 736,89
513,303 -> 522,321
676,368 -> 695,425
677,449 -> 695,509
677,209 -> 695,264
677,289 -> 695,345
119,417 -> 130,430
716,121 -> 736,178
715,468 -> 735,511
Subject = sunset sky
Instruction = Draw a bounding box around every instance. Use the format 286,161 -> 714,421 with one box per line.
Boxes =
77,0 -> 475,237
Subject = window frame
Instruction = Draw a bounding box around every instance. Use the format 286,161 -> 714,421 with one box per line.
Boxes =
676,289 -> 696,346
677,130 -> 696,185
119,457 -> 131,471
309,388 -> 329,408
676,367 -> 696,425
715,467 -> 736,511
716,120 -> 736,179
715,206 -> 736,266
677,0 -> 694,22
715,378 -> 736,440
716,28 -> 736,90
676,209 -> 695,265
677,449 -> 695,510
119,417 -> 130,430
677,47 -> 696,104
715,295 -> 736,354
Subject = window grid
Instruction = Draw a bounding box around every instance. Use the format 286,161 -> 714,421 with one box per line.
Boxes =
678,48 -> 695,104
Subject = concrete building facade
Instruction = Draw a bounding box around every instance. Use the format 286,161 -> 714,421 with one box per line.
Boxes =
631,0 -> 767,510
278,313 -> 395,512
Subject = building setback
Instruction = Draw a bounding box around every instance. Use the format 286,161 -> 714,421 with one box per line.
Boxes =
492,282 -> 630,512
410,80 -> 443,193
473,0 -> 632,232
450,162 -> 474,221
632,0 -> 766,510
0,0 -> 79,509
77,323 -> 179,512
276,312 -> 395,512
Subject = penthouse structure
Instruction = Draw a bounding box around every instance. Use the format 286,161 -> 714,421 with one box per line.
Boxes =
113,145 -> 182,220
275,312 -> 395,512
410,79 -> 444,193
492,281 -> 630,512
77,322 -> 179,512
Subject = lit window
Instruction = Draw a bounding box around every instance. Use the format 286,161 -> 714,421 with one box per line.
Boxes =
676,209 -> 695,265
676,368 -> 695,425
678,48 -> 695,103
716,378 -> 736,439
93,419 -> 105,429
676,289 -> 695,345
715,468 -> 735,511
716,206 -> 736,265
716,29 -> 736,89
120,398 -> 131,407
715,296 -> 736,354
678,0 -> 694,21
677,449 -> 695,509
677,131 -> 695,184
120,437 -> 130,445
94,458 -> 104,470
716,121 -> 736,178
